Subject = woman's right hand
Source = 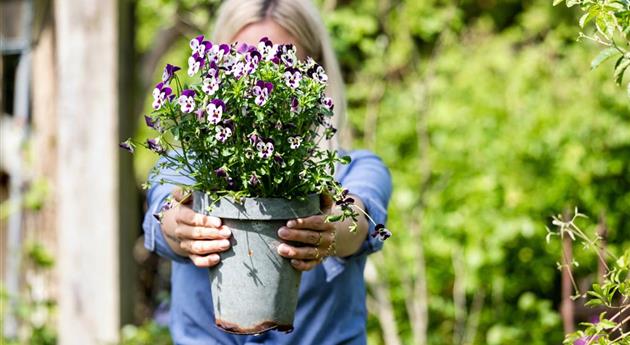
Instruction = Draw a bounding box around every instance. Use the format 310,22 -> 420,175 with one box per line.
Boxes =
160,188 -> 232,267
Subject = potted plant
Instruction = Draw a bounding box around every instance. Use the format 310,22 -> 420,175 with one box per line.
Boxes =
120,35 -> 390,335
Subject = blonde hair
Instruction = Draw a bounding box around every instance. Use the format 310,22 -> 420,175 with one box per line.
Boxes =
212,0 -> 345,150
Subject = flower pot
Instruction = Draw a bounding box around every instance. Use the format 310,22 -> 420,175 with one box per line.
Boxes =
192,191 -> 320,335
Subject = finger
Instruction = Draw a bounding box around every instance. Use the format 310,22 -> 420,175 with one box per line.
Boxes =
180,239 -> 231,255
290,259 -> 319,271
286,215 -> 332,232
175,224 -> 231,240
189,254 -> 221,268
172,188 -> 192,204
176,206 -> 222,227
277,243 -> 320,260
278,227 -> 331,247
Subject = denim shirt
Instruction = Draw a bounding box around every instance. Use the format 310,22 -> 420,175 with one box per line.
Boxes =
143,150 -> 392,345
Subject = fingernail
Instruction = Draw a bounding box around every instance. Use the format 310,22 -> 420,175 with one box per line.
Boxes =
277,244 -> 288,255
278,227 -> 289,237
287,220 -> 296,228
220,227 -> 231,236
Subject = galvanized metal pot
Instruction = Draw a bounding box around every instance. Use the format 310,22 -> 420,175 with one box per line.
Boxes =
192,191 -> 320,335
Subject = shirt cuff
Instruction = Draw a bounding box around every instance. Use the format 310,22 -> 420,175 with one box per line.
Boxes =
321,190 -> 388,282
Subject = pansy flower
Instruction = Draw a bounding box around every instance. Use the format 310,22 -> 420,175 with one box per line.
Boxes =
256,140 -> 274,159
248,133 -> 260,145
208,43 -> 231,64
147,138 -> 165,154
280,44 -> 297,67
231,60 -> 246,79
206,99 -> 225,124
119,139 -> 134,153
178,89 -> 196,113
249,173 -> 259,186
152,82 -> 173,110
309,64 -> 328,84
321,96 -> 334,110
284,68 -> 302,89
190,35 -> 211,56
252,80 -> 274,106
245,50 -> 262,75
215,167 -> 227,178
215,125 -> 232,143
257,37 -> 277,61
288,136 -> 302,149
144,115 -> 162,132
161,64 -> 181,83
202,76 -> 220,95
187,53 -> 205,76
372,224 -> 392,242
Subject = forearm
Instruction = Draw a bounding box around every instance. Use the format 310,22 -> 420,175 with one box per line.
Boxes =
332,195 -> 369,257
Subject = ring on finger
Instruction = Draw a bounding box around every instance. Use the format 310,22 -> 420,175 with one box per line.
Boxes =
314,247 -> 320,261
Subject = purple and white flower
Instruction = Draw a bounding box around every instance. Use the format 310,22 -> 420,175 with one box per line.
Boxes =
144,115 -> 161,131
215,167 -> 227,178
188,53 -> 205,76
257,37 -> 277,61
147,138 -> 165,154
202,76 -> 220,95
252,80 -> 274,106
249,173 -> 259,186
321,96 -> 334,110
208,43 -> 231,64
280,44 -> 297,67
248,133 -> 260,145
215,125 -> 232,143
284,68 -> 302,89
256,140 -> 274,159
372,224 -> 392,242
309,64 -> 328,84
206,99 -> 225,124
194,106 -> 205,122
190,35 -> 211,56
152,82 -> 173,110
288,136 -> 302,149
231,60 -> 246,79
119,139 -> 134,153
161,64 -> 181,83
178,89 -> 196,113
245,50 -> 262,74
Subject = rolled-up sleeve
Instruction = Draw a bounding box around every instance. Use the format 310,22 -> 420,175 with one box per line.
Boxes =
142,157 -> 193,263
322,149 -> 393,281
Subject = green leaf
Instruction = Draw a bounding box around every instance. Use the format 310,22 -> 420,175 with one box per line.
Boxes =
614,57 -> 630,85
591,48 -> 620,70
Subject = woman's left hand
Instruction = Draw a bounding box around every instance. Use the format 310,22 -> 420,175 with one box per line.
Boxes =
277,216 -> 336,271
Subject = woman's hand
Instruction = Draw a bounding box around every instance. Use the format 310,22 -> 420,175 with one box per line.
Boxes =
276,216 -> 337,271
160,188 -> 232,267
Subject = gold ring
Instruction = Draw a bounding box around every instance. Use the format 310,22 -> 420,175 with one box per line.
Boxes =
314,247 -> 320,261
327,231 -> 337,257
316,232 -> 322,246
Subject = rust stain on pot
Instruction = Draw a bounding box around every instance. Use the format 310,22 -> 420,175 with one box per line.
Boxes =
248,248 -> 253,257
215,318 -> 294,335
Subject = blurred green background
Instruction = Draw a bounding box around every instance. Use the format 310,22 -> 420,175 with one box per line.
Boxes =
2,0 -> 628,344
125,0 -> 630,344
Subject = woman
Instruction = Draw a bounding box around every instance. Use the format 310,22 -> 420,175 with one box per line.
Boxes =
143,0 -> 392,344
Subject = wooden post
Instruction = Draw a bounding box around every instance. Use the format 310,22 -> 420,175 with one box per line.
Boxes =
55,0 -> 120,343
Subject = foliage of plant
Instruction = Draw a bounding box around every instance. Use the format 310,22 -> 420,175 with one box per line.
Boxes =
547,210 -> 630,344
553,0 -> 630,96
121,35 -> 379,232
